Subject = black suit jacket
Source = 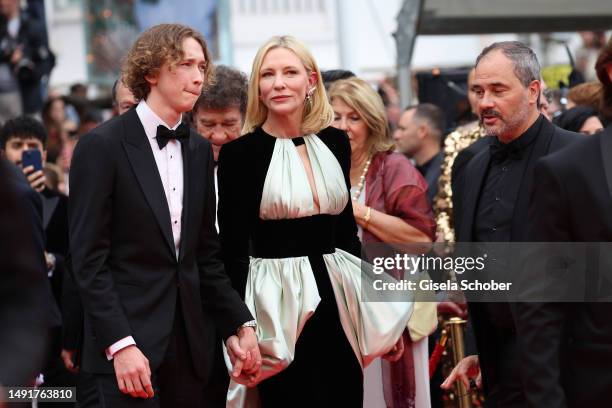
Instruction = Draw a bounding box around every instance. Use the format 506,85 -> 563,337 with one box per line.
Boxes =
69,107 -> 252,382
5,161 -> 62,329
40,188 -> 71,330
0,161 -> 47,385
452,117 -> 579,406
516,125 -> 612,408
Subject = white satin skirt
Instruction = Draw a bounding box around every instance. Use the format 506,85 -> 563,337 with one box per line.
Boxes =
224,248 -> 414,407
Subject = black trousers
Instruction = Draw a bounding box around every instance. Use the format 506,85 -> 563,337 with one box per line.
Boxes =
90,301 -> 205,408
201,334 -> 229,408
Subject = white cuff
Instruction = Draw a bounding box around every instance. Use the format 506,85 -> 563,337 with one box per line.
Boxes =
105,336 -> 136,361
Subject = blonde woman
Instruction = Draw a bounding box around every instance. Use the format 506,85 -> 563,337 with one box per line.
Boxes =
329,77 -> 436,408
217,36 -> 412,406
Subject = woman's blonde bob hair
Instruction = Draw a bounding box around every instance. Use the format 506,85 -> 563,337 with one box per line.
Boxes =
328,77 -> 394,154
242,36 -> 334,135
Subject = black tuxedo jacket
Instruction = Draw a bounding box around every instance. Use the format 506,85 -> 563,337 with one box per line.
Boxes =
69,107 -> 252,382
516,125 -> 612,407
452,117 -> 579,406
0,161 -> 47,385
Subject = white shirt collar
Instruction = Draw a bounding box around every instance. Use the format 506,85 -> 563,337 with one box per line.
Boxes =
135,99 -> 183,142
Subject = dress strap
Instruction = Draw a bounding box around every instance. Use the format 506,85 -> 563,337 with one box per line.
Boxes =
291,137 -> 305,146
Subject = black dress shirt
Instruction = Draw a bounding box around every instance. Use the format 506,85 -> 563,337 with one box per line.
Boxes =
416,150 -> 444,205
474,116 -> 543,243
473,116 -> 543,329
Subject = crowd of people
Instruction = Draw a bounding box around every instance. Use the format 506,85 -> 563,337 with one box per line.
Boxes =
1,3 -> 612,408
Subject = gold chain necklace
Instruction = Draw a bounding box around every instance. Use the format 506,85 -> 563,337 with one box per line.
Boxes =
351,155 -> 372,201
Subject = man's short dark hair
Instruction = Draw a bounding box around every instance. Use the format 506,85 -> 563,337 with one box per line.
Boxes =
192,65 -> 248,117
476,41 -> 541,88
321,69 -> 356,90
553,106 -> 600,133
0,116 -> 48,149
407,103 -> 446,141
70,83 -> 87,96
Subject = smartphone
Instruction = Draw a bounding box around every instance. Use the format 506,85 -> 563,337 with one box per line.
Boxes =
22,149 -> 43,171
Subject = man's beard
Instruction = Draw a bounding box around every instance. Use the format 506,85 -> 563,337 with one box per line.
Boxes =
480,100 -> 530,140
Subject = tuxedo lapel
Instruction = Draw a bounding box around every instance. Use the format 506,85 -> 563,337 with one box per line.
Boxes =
600,127 -> 612,203
460,148 -> 490,241
121,109 -> 176,258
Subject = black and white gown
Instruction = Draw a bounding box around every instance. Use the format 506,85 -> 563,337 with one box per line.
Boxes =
217,126 -> 413,407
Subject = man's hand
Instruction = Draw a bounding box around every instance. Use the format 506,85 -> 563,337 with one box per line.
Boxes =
382,335 -> 405,362
113,345 -> 154,399
10,46 -> 23,65
22,165 -> 45,192
437,301 -> 468,318
61,349 -> 79,373
441,354 -> 482,390
226,327 -> 261,386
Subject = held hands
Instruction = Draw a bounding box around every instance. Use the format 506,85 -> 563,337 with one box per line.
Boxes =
441,354 -> 482,390
22,165 -> 45,192
382,335 -> 405,362
225,327 -> 262,387
113,345 -> 154,399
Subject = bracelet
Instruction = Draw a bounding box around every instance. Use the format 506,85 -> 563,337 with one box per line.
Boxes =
237,320 -> 257,335
363,206 -> 372,225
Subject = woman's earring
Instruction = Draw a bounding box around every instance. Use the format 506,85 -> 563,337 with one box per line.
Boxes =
305,87 -> 315,105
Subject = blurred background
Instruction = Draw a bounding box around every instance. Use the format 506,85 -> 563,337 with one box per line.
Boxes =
41,0 -> 611,129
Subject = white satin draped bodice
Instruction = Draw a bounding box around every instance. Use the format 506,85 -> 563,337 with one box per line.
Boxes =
259,134 -> 348,219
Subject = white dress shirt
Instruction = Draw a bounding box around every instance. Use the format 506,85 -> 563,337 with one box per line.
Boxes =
214,165 -> 219,232
106,100 -> 185,360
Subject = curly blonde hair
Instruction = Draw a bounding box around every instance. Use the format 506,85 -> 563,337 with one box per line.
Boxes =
242,36 -> 334,135
122,24 -> 214,101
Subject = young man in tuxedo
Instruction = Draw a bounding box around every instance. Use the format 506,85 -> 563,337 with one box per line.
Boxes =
515,36 -> 612,408
442,41 -> 579,406
69,24 -> 260,407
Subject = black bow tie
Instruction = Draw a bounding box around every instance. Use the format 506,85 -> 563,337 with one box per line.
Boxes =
156,123 -> 189,149
489,139 -> 523,163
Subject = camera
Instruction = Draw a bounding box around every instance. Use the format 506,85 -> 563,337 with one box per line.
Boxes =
0,35 -> 35,82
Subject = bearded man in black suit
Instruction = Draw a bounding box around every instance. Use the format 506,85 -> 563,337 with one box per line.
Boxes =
442,41 -> 579,407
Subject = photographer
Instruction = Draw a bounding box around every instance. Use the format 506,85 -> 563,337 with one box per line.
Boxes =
0,0 -> 54,122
